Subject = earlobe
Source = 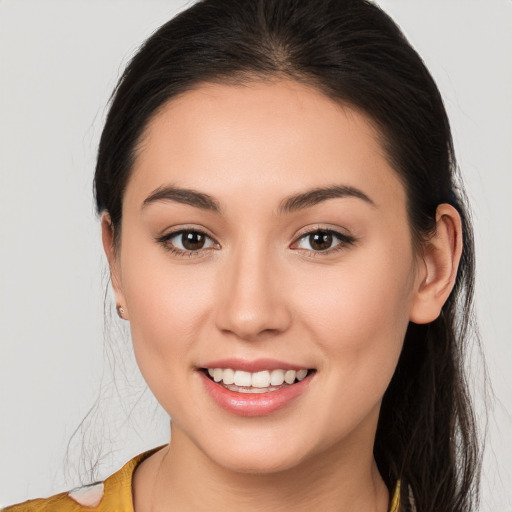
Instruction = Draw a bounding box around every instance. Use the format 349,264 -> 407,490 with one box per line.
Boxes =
101,212 -> 128,320
409,204 -> 463,324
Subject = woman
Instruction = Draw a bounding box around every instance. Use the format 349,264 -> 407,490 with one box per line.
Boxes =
2,0 -> 483,510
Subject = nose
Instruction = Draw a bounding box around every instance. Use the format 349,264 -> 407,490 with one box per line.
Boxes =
214,241 -> 292,341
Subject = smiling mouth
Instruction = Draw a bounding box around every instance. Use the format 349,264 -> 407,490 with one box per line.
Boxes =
201,368 -> 316,394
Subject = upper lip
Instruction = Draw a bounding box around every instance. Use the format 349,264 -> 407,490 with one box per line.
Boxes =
199,358 -> 312,373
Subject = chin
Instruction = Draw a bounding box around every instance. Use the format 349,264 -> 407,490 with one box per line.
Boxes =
198,431 -> 314,475
215,448 -> 305,475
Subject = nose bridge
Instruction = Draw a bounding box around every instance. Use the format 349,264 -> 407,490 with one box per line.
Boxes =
215,234 -> 291,340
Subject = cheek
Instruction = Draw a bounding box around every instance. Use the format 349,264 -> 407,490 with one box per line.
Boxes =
293,244 -> 414,390
118,236 -> 217,400
125,271 -> 214,350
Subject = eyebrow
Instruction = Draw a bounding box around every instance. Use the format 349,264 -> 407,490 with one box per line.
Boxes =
278,184 -> 375,214
142,184 -> 375,214
142,185 -> 222,212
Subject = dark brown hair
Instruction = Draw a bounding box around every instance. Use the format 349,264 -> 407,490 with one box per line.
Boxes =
94,1 -> 482,510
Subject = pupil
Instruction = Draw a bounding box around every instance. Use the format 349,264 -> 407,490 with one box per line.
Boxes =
182,231 -> 205,250
310,232 -> 332,251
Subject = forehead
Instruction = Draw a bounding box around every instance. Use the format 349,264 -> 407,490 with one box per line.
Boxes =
126,80 -> 405,213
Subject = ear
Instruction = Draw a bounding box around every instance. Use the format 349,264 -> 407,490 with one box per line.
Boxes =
409,204 -> 463,324
101,212 -> 128,320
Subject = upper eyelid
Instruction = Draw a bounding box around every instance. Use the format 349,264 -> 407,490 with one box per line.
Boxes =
292,228 -> 355,250
157,225 -> 216,241
158,224 -> 349,239
158,225 -> 353,251
294,225 -> 351,238
157,229 -> 219,257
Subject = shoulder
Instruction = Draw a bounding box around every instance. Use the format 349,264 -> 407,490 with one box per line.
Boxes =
1,489 -> 91,511
2,482 -> 106,512
1,446 -> 166,512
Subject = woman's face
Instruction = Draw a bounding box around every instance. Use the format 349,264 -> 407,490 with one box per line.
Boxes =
110,80 -> 423,473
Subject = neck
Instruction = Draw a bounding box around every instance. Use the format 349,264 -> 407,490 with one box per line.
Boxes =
134,424 -> 390,512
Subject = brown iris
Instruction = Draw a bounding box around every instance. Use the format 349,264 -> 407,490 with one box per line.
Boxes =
181,231 -> 207,250
309,231 -> 333,251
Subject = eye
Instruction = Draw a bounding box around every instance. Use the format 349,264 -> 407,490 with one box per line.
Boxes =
157,229 -> 219,256
292,228 -> 356,255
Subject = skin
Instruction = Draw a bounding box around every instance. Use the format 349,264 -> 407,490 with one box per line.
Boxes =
102,80 -> 462,511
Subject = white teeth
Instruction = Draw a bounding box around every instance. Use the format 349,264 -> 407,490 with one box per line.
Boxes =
224,384 -> 282,394
270,369 -> 285,386
233,370 -> 252,387
251,370 -> 271,388
222,368 -> 235,385
284,370 -> 296,384
206,367 -> 310,389
296,369 -> 308,381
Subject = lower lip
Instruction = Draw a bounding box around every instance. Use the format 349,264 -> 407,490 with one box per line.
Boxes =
199,371 -> 314,417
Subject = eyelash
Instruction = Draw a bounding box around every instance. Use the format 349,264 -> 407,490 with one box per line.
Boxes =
292,227 -> 356,257
156,226 -> 356,259
156,228 -> 219,259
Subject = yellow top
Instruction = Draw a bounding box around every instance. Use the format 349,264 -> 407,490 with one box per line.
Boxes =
2,448 -> 400,511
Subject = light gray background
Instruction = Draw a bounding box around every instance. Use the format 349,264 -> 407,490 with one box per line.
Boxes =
1,0 -> 511,509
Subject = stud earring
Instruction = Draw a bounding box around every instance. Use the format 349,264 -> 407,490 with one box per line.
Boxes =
116,304 -> 126,319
